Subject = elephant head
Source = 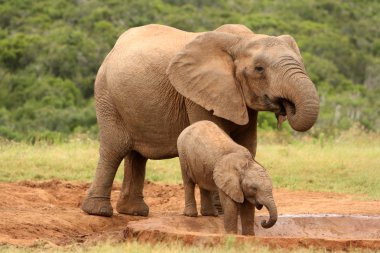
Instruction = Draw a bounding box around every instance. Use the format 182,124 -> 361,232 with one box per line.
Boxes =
240,161 -> 277,228
213,153 -> 277,229
167,27 -> 319,131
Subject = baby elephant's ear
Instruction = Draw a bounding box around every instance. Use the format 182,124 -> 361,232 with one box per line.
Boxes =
213,154 -> 244,203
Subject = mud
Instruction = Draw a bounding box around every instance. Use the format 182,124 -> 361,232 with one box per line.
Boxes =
0,180 -> 379,250
126,214 -> 380,250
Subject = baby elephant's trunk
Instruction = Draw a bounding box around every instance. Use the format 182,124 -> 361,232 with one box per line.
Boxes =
260,197 -> 278,228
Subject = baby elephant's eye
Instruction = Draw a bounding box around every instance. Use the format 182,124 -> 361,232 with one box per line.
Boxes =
255,66 -> 264,73
250,187 -> 257,194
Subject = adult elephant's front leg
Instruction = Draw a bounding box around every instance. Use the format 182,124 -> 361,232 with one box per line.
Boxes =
232,109 -> 258,157
116,151 -> 149,216
185,100 -> 237,215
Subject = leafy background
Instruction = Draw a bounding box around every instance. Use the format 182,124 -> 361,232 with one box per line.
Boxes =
0,0 -> 379,141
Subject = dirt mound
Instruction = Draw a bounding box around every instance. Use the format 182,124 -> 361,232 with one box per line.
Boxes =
0,180 -> 379,250
125,214 -> 380,250
127,214 -> 380,239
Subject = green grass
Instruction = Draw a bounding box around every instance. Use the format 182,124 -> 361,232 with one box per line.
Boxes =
0,240 -> 374,253
0,139 -> 99,182
256,142 -> 380,200
0,129 -> 379,199
1,131 -> 379,253
0,138 -> 180,184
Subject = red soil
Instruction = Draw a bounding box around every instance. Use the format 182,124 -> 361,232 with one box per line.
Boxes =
0,180 -> 379,250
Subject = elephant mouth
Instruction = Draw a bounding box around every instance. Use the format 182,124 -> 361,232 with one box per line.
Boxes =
276,100 -> 287,116
263,95 -> 295,128
264,95 -> 294,119
274,99 -> 295,128
247,197 -> 264,210
275,98 -> 296,116
255,202 -> 263,210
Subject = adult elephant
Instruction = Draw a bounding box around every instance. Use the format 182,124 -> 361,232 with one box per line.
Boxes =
82,24 -> 319,217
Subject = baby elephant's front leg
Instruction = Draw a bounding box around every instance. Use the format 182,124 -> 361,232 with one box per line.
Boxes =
219,190 -> 238,234
240,200 -> 255,235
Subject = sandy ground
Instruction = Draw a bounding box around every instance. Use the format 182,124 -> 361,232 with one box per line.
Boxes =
0,180 -> 379,249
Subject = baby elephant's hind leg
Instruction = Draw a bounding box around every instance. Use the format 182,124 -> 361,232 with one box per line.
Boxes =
182,180 -> 198,217
200,189 -> 218,216
212,191 -> 224,214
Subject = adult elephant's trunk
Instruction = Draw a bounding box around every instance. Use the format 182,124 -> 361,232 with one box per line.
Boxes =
279,75 -> 320,132
260,197 -> 278,228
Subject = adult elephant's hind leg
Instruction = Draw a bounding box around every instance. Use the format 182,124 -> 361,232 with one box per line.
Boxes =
82,91 -> 130,217
81,143 -> 126,217
116,151 -> 149,216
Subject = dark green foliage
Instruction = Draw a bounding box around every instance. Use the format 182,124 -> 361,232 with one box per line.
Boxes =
0,33 -> 40,70
0,0 -> 379,141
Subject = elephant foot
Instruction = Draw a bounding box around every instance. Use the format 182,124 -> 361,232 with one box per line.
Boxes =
81,196 -> 113,217
183,206 -> 198,217
242,230 -> 255,236
224,228 -> 238,234
201,210 -> 218,217
116,198 -> 149,216
241,217 -> 255,236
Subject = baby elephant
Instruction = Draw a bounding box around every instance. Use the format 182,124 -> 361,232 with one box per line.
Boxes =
177,121 -> 277,235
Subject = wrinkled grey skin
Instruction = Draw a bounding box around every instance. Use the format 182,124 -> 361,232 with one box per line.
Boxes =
81,24 -> 319,217
177,121 -> 277,235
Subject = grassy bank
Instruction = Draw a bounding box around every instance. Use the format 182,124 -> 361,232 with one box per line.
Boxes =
0,129 -> 379,199
0,137 -> 181,183
0,240 -> 369,253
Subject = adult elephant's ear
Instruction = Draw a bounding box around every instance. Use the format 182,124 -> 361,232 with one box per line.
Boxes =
214,24 -> 254,36
166,32 -> 249,125
213,153 -> 245,203
278,35 -> 302,56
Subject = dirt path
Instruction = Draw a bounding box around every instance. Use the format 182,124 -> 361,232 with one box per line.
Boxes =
0,180 -> 379,249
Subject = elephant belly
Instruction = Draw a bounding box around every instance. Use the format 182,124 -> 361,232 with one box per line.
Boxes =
102,25 -> 196,159
193,172 -> 218,193
120,92 -> 189,159
197,180 -> 218,193
132,123 -> 188,160
187,158 -> 218,192
111,80 -> 189,159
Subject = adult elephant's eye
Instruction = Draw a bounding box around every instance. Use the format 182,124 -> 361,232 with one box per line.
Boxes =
255,66 -> 265,73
